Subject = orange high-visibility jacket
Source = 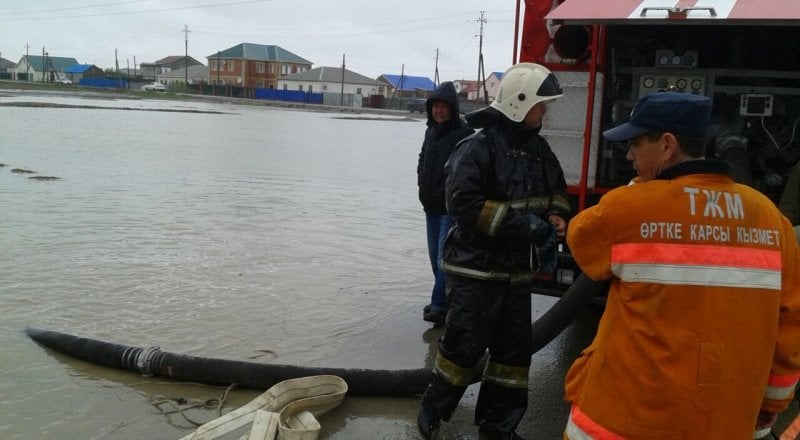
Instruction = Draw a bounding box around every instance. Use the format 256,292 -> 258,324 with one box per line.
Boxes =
565,164 -> 800,439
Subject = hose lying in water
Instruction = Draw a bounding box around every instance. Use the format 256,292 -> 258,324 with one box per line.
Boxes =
25,274 -> 605,394
25,326 -> 431,396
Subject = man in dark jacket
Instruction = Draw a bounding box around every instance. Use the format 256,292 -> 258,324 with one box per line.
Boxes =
417,81 -> 474,326
417,63 -> 571,440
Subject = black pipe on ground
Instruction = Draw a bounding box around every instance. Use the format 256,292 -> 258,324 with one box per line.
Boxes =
25,327 -> 431,396
25,274 -> 605,395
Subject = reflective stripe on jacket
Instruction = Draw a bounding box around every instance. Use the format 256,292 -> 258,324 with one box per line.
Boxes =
565,160 -> 800,439
442,116 -> 570,283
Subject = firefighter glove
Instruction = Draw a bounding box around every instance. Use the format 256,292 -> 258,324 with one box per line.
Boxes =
527,213 -> 555,247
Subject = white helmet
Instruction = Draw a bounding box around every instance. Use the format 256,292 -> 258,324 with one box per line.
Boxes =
490,63 -> 563,122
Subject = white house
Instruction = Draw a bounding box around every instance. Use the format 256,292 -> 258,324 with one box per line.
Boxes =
277,66 -> 385,98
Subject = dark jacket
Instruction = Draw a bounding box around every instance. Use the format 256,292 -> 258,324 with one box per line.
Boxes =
442,108 -> 571,283
417,82 -> 474,214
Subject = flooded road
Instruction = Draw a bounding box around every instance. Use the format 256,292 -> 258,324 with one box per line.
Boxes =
0,90 -> 600,439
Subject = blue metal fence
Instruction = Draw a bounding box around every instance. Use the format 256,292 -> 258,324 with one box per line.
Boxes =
254,88 -> 323,104
79,78 -> 128,89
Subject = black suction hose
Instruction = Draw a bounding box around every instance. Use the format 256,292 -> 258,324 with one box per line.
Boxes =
25,327 -> 430,396
25,274 -> 606,394
529,273 -> 608,354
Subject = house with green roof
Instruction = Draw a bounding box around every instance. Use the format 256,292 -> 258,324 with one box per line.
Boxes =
16,55 -> 79,82
206,43 -> 312,90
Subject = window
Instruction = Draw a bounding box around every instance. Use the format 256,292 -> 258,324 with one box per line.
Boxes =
269,64 -> 275,73
281,64 -> 289,75
322,84 -> 328,91
299,84 -> 303,91
256,80 -> 265,88
308,85 -> 313,93
227,61 -> 234,71
283,84 -> 287,90
356,88 -> 362,95
256,62 -> 265,73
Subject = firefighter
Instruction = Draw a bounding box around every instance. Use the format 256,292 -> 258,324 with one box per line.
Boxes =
564,92 -> 800,439
417,63 -> 570,440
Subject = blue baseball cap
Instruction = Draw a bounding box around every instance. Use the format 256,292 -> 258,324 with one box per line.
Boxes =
603,92 -> 712,142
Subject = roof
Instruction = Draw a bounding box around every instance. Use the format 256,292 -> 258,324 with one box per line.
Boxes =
378,74 -> 435,91
280,66 -> 383,85
455,79 -> 481,92
547,0 -> 800,24
208,43 -> 312,65
156,55 -> 186,64
20,55 -> 79,72
158,64 -> 210,80
64,64 -> 97,74
490,71 -> 503,80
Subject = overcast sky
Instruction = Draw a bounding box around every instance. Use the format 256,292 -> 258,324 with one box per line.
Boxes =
0,0 -> 519,81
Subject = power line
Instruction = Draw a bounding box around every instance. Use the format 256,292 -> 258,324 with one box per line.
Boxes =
1,0 -> 148,16
0,0 -> 273,21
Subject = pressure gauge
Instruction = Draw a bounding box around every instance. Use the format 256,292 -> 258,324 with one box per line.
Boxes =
671,55 -> 682,66
691,79 -> 703,90
643,77 -> 655,88
659,55 -> 670,66
676,78 -> 687,89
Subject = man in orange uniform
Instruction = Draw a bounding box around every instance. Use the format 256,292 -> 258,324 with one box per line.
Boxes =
563,92 -> 800,439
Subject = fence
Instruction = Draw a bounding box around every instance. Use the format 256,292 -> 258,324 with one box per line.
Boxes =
80,78 -> 128,89
254,89 -> 323,104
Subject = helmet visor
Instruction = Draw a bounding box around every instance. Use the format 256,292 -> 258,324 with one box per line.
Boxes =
537,73 -> 563,97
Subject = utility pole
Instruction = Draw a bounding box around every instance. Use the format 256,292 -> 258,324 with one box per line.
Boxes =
433,48 -> 440,88
25,43 -> 30,81
41,47 -> 45,82
340,54 -> 345,106
476,11 -> 489,105
182,24 -> 191,87
216,51 -> 221,96
115,48 -> 120,88
134,55 -> 137,78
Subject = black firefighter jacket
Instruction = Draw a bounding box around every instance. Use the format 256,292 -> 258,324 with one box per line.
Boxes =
442,110 -> 571,284
417,82 -> 474,215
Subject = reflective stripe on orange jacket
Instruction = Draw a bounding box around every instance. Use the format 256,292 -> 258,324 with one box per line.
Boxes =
565,162 -> 800,439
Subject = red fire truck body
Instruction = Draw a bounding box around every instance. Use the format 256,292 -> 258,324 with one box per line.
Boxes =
515,0 -> 800,295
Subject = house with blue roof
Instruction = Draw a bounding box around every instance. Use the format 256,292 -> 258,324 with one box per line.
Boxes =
63,64 -> 104,83
377,74 -> 434,98
206,43 -> 312,90
486,71 -> 504,102
15,55 -> 78,82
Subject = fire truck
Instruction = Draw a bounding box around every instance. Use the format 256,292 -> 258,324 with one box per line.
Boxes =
515,0 -> 800,296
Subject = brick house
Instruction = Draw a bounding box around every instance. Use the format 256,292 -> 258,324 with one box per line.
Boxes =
206,43 -> 312,89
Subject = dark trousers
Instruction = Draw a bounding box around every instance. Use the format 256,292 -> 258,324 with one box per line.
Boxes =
421,274 -> 533,432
